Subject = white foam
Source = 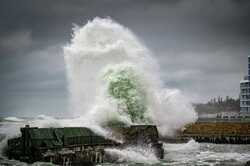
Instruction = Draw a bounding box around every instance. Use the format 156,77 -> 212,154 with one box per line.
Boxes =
63,17 -> 197,137
4,117 -> 24,122
164,141 -> 250,165
105,146 -> 159,164
163,139 -> 200,151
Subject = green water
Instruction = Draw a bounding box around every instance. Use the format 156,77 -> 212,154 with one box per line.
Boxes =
103,64 -> 149,123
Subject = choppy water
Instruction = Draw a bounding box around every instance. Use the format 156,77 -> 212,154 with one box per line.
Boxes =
1,143 -> 250,166
163,140 -> 250,166
0,117 -> 250,166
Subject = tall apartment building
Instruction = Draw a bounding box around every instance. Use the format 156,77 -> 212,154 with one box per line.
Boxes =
240,56 -> 250,112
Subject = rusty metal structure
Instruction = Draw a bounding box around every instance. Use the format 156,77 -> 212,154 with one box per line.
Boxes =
6,125 -> 164,165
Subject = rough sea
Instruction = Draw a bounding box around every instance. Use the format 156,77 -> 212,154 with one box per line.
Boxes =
0,117 -> 249,166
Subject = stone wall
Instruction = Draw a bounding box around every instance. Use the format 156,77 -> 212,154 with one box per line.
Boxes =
183,122 -> 250,136
181,122 -> 250,144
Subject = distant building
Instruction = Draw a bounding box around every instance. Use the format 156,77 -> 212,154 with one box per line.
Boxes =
240,56 -> 250,113
198,112 -> 250,122
216,112 -> 250,120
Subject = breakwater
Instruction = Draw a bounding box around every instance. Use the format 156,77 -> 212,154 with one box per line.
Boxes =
181,122 -> 250,144
7,125 -> 164,165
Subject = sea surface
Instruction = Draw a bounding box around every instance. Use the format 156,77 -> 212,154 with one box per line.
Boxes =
0,117 -> 249,166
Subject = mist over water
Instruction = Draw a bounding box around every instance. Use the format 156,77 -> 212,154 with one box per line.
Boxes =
63,17 -> 197,136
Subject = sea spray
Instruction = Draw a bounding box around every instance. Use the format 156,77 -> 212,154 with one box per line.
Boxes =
163,139 -> 200,152
63,17 -> 159,118
63,17 -> 197,136
0,17 -> 197,157
105,146 -> 158,164
0,18 -> 197,158
153,89 -> 197,136
102,63 -> 150,123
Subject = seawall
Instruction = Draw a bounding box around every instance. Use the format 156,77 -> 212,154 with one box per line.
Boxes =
181,122 -> 250,144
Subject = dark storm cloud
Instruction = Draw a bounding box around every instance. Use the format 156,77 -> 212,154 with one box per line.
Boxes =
0,0 -> 250,116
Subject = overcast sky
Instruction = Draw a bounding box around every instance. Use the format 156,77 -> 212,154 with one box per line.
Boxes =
0,0 -> 250,117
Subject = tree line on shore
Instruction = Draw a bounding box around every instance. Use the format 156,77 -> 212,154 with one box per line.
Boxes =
194,96 -> 240,115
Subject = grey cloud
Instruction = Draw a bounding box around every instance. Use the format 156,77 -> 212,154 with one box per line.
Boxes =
0,30 -> 32,51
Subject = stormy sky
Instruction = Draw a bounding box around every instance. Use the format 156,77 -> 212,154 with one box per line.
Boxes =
0,0 -> 250,117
